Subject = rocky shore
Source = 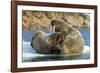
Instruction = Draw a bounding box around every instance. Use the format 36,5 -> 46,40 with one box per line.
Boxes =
22,10 -> 90,30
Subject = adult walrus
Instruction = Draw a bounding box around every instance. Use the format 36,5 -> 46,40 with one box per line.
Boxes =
31,19 -> 84,56
50,19 -> 84,56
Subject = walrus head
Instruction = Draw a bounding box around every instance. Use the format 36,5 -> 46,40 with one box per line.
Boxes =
51,19 -> 65,26
51,19 -> 72,32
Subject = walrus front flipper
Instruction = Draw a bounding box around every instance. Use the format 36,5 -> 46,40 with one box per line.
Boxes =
51,47 -> 61,55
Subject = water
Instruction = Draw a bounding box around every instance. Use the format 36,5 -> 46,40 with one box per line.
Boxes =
79,28 -> 90,46
22,28 -> 90,62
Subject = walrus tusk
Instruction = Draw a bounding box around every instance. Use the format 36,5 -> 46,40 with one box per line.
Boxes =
52,26 -> 55,33
50,25 -> 55,34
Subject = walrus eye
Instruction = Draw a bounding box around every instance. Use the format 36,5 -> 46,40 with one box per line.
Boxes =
51,47 -> 60,54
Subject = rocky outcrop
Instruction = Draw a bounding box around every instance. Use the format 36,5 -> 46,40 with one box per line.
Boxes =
22,10 -> 90,30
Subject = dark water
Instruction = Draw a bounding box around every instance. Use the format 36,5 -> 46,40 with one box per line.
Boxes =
22,28 -> 90,62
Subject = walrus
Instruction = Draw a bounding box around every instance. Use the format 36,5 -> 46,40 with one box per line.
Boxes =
31,31 -> 53,54
31,19 -> 84,56
50,19 -> 84,55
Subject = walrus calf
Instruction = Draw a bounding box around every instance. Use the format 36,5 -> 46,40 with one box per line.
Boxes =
31,19 -> 84,56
